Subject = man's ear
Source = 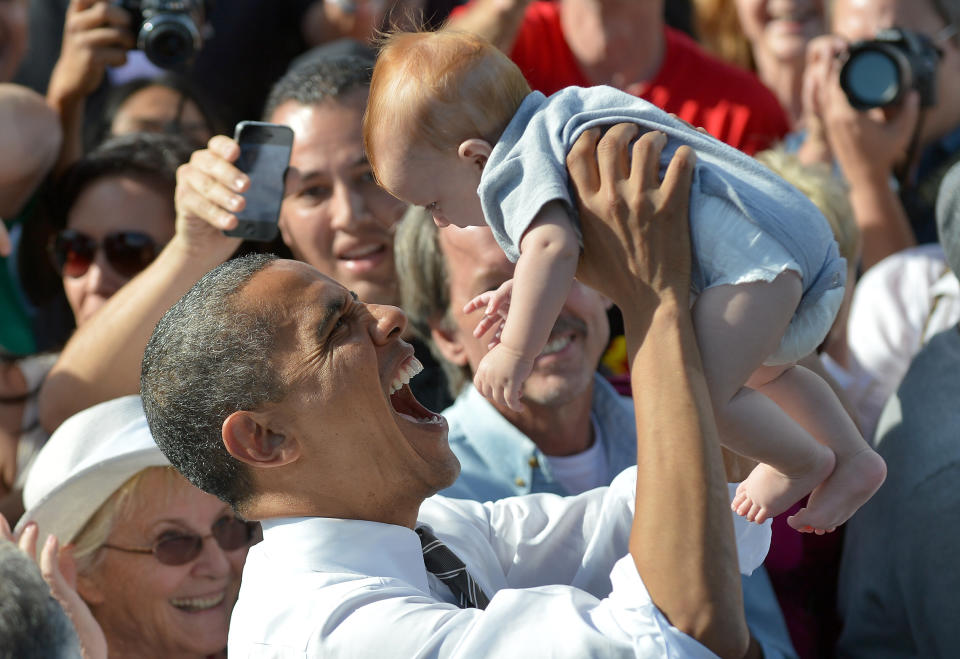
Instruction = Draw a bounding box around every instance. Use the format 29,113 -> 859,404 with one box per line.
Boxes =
457,139 -> 492,171
429,318 -> 469,368
221,410 -> 300,469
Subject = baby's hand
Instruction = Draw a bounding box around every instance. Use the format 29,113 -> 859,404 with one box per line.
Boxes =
464,279 -> 514,346
473,342 -> 534,412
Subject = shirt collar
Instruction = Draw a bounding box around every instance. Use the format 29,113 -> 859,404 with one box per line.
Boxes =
259,516 -> 431,595
454,384 -> 539,480
449,374 -> 637,485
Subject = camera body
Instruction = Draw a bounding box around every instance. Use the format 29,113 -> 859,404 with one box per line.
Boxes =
115,0 -> 210,70
839,27 -> 941,110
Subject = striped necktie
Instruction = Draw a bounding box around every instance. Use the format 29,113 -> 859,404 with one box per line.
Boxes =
416,526 -> 491,610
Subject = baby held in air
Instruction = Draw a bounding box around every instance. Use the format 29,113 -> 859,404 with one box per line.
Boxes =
363,30 -> 886,533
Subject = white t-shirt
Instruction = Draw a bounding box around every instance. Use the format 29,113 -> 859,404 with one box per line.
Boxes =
545,415 -> 609,493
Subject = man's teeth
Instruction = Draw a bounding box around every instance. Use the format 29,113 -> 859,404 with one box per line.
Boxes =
389,357 -> 424,394
170,591 -> 225,612
341,244 -> 381,259
397,411 -> 446,425
540,334 -> 572,356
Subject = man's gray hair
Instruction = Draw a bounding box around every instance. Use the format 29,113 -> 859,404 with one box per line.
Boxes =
0,540 -> 80,659
394,206 -> 471,396
141,253 -> 284,512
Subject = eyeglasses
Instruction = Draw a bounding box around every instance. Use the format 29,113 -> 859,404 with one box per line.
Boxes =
102,516 -> 260,566
49,229 -> 161,279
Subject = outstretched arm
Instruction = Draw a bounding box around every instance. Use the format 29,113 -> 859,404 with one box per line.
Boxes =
569,125 -> 756,659
46,0 -> 134,173
0,85 -> 62,255
443,0 -> 533,52
37,135 -> 248,432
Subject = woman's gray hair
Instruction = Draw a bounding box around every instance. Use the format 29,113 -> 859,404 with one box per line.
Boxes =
0,540 -> 80,658
394,206 -> 471,397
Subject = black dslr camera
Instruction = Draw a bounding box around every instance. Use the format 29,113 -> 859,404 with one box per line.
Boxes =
115,0 -> 211,70
839,27 -> 941,110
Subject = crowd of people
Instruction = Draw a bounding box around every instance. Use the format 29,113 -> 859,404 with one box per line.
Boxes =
1,0 -> 959,657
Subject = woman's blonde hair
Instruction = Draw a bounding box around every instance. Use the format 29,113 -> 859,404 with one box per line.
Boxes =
692,0 -> 756,71
71,466 -> 182,577
364,30 -> 531,178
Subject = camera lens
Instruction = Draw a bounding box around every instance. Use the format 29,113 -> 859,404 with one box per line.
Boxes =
138,14 -> 201,70
152,29 -> 189,60
842,50 -> 901,108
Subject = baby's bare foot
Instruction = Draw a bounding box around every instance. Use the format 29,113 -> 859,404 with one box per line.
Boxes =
732,446 -> 835,524
788,448 -> 887,533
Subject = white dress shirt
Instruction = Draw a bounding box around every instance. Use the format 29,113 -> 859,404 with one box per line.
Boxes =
846,244 -> 960,441
229,467 -> 771,658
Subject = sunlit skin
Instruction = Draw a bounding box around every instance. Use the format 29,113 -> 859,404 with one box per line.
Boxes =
735,0 -> 825,64
235,261 -> 460,528
434,226 -> 608,405
269,90 -> 407,305
110,84 -> 212,146
431,225 -> 609,455
77,469 -> 248,659
371,138 -> 487,230
62,176 -> 175,326
371,134 -> 581,411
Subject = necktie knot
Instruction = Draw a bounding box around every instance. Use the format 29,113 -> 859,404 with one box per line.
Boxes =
416,526 -> 490,610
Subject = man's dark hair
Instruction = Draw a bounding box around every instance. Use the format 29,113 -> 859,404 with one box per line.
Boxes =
88,72 -> 225,150
141,253 -> 284,511
0,541 -> 80,659
262,52 -> 375,120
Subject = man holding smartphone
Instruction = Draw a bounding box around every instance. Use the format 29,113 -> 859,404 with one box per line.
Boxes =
38,51 -> 431,429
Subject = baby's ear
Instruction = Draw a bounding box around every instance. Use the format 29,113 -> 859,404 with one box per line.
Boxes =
458,139 -> 492,170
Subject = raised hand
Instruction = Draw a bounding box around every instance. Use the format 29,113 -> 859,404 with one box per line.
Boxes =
1,515 -> 107,659
463,279 -> 514,346
47,0 -> 135,105
473,341 -> 534,412
172,135 -> 249,260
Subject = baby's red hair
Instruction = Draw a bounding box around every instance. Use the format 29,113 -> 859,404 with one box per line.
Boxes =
364,30 -> 531,179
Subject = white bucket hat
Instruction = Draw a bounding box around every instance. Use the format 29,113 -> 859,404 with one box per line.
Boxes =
15,395 -> 171,546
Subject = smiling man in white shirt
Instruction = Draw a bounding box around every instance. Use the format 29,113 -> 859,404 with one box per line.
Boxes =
140,126 -> 768,659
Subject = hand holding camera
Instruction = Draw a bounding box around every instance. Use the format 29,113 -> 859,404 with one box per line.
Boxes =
839,28 -> 942,110
116,0 -> 211,71
799,31 -> 922,179
47,0 -> 136,108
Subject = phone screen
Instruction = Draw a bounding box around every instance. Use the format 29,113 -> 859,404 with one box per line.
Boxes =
226,122 -> 293,242
236,142 -> 287,223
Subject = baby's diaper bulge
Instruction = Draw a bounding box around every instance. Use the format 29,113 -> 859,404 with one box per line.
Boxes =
688,192 -> 845,366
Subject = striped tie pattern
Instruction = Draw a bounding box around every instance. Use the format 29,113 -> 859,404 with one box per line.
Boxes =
416,526 -> 491,610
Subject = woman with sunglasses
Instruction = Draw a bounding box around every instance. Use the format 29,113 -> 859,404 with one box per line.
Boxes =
0,133 -> 191,524
48,132 -> 191,327
15,395 -> 256,659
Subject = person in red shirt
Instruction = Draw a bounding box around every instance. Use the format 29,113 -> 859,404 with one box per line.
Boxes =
448,0 -> 789,154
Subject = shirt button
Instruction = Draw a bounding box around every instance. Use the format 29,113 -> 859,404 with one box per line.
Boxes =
515,477 -> 527,487
528,456 -> 539,468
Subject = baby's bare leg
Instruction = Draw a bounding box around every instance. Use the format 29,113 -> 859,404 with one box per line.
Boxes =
752,364 -> 886,533
693,273 -> 835,524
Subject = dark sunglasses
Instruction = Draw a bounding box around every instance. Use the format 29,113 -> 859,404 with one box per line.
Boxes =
102,516 -> 260,566
49,229 -> 161,279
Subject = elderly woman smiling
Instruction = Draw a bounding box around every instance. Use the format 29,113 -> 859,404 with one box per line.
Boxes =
16,396 -> 256,658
